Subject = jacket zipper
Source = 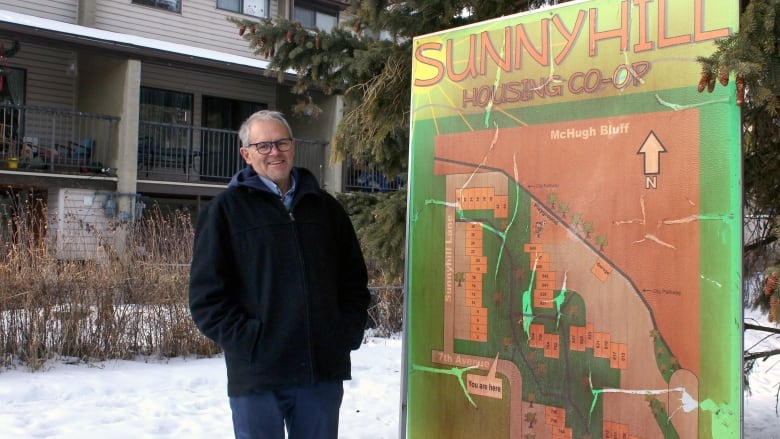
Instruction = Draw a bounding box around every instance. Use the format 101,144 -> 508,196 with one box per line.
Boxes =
285,197 -> 315,384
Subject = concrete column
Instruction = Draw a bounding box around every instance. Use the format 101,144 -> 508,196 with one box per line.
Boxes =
77,0 -> 97,27
115,58 -> 141,256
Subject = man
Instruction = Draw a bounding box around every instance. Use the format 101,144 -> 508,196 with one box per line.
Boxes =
189,110 -> 370,439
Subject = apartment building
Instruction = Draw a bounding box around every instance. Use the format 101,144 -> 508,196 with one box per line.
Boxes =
0,0 -> 347,258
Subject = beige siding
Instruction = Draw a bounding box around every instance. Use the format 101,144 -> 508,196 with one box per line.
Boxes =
0,36 -> 81,148
0,0 -> 78,23
93,0 -> 281,59
141,62 -> 277,117
0,37 -> 76,108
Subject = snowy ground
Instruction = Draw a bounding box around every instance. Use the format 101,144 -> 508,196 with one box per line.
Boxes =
1,310 -> 779,439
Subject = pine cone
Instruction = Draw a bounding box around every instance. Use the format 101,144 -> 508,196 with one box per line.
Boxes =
239,24 -> 246,36
736,76 -> 745,106
718,65 -> 729,86
766,273 -> 778,296
697,74 -> 709,93
707,76 -> 715,93
286,30 -> 293,43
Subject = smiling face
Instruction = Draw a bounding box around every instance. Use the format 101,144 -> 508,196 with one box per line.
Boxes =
240,118 -> 296,193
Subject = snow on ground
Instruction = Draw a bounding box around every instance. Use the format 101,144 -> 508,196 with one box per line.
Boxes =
1,313 -> 780,438
744,308 -> 780,438
0,337 -> 401,439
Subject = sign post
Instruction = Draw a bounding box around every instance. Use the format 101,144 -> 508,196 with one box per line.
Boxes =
404,1 -> 741,437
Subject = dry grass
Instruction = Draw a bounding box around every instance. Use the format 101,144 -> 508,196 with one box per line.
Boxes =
0,192 -> 403,371
0,194 -> 219,371
366,285 -> 404,337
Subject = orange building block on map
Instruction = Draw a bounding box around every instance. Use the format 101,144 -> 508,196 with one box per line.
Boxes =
536,278 -> 555,291
591,258 -> 612,282
552,426 -> 573,439
594,332 -> 611,358
470,322 -> 487,342
603,421 -> 614,439
529,323 -> 545,349
569,326 -> 586,351
470,308 -> 487,326
545,406 -> 565,427
618,343 -> 628,370
543,333 -> 560,359
524,243 -> 543,253
470,307 -> 488,342
457,187 -> 496,210
467,222 -> 482,231
603,421 -> 633,439
534,289 -> 554,309
470,255 -> 488,274
494,195 -> 508,218
585,323 -> 594,349
539,271 -> 556,283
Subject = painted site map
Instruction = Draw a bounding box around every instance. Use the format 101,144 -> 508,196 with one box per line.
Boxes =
405,2 -> 741,438
421,111 -> 703,439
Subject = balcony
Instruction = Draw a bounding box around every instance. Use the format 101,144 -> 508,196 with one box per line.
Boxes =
0,105 -> 329,187
343,155 -> 406,192
138,121 -> 328,184
0,104 -> 117,174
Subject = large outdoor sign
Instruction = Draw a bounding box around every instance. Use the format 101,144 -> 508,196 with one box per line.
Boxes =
404,0 -> 741,438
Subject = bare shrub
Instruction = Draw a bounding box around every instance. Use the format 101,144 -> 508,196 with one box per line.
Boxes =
0,195 -> 219,371
0,191 -> 402,370
367,286 -> 404,337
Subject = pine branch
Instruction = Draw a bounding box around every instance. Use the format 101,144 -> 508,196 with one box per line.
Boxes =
745,322 -> 780,335
745,348 -> 780,362
745,235 -> 778,253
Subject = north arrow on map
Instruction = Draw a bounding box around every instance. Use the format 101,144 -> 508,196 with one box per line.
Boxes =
637,131 -> 667,175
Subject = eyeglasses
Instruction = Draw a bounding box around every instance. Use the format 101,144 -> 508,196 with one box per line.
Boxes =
245,137 -> 294,154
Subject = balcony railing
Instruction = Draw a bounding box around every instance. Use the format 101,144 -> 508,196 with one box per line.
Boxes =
138,121 -> 329,184
0,104 -> 118,173
344,155 -> 405,192
0,105 -> 330,186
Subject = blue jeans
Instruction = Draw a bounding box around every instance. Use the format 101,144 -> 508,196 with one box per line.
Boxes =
229,381 -> 344,439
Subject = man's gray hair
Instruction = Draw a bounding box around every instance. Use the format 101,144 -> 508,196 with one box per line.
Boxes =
238,110 -> 294,147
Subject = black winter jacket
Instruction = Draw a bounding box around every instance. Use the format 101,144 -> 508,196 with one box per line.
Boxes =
188,167 -> 370,397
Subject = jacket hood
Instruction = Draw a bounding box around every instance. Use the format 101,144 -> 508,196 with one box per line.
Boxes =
227,166 -> 270,191
228,166 -> 315,194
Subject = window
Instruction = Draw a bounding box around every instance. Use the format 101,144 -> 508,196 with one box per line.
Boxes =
132,0 -> 181,13
293,1 -> 338,31
0,67 -> 26,145
0,66 -> 25,106
217,0 -> 268,18
200,96 -> 266,181
202,95 -> 265,131
140,87 -> 193,125
138,88 -> 193,171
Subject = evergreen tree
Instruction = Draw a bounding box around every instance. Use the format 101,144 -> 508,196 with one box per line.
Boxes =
336,191 -> 407,282
229,1 -> 554,280
230,1 -> 549,176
